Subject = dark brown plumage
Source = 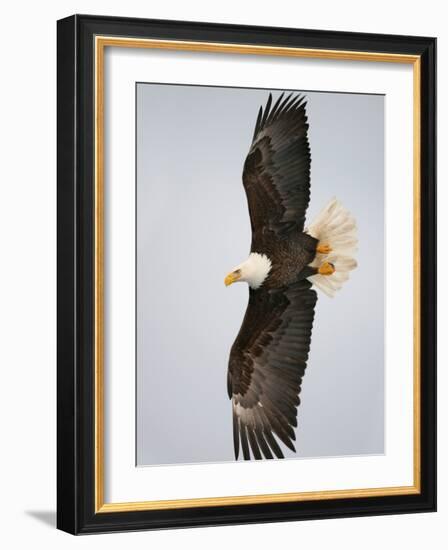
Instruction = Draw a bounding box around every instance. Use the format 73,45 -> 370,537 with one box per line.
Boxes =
228,282 -> 317,460
228,92 -> 319,460
244,94 -> 311,236
243,92 -> 317,288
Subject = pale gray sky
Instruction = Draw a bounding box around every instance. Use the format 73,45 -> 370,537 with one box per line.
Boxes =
136,83 -> 384,465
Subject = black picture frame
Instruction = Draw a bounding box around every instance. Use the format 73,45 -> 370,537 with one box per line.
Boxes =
57,14 -> 436,534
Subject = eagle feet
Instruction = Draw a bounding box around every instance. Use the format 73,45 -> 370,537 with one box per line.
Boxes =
316,243 -> 332,254
318,262 -> 335,276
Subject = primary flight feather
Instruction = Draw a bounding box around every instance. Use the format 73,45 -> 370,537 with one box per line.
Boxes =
224,92 -> 358,460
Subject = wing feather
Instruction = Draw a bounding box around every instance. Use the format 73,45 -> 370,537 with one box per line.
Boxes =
242,92 -> 311,245
232,408 -> 240,460
228,281 -> 317,460
247,424 -> 263,460
240,424 -> 250,460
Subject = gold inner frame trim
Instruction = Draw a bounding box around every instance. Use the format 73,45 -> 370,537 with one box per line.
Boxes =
94,35 -> 421,513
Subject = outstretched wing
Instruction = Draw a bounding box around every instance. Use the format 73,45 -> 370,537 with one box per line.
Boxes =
227,281 -> 317,460
243,93 -> 311,245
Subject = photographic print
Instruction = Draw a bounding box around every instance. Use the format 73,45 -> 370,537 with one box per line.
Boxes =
57,16 -> 435,533
136,84 -> 384,465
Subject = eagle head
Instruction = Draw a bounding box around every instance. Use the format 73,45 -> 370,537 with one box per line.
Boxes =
224,253 -> 272,290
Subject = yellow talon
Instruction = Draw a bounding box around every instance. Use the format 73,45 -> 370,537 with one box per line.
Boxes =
317,243 -> 332,254
318,262 -> 335,276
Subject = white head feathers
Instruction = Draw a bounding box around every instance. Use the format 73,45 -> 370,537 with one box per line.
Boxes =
232,253 -> 272,289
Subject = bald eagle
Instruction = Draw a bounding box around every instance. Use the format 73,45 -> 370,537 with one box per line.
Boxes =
224,93 -> 358,460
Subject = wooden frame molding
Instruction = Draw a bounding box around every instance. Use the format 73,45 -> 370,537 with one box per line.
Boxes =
57,15 -> 436,534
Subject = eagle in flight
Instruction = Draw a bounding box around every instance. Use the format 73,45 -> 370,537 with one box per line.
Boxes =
224,92 -> 358,460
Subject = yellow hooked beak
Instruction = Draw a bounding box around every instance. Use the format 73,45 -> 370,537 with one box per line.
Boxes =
224,271 -> 241,287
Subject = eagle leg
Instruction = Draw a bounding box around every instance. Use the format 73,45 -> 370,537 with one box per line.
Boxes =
318,262 -> 335,276
316,243 -> 332,254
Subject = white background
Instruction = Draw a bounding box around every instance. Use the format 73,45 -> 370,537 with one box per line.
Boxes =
0,1 -> 443,548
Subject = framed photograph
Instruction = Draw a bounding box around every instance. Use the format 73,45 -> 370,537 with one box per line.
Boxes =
57,14 -> 436,534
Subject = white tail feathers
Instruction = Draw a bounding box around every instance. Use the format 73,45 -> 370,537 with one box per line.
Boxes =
305,197 -> 358,298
